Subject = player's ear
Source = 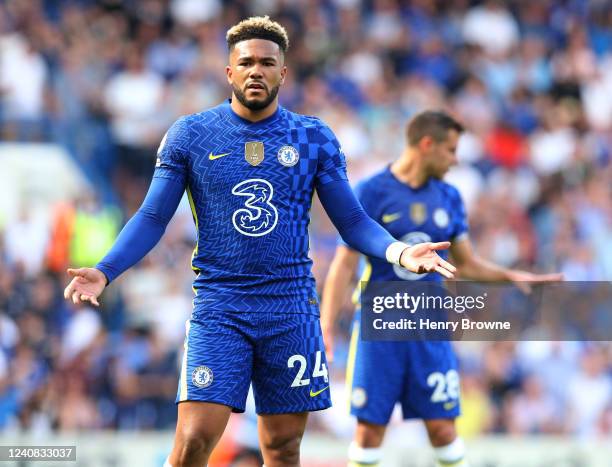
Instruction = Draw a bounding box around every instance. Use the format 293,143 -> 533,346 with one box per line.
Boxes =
418,135 -> 434,153
280,65 -> 287,85
226,65 -> 233,85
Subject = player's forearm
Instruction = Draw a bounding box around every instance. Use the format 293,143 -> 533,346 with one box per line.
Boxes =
338,214 -> 401,263
457,255 -> 511,282
96,176 -> 185,283
320,258 -> 356,330
317,180 -> 406,264
95,210 -> 167,283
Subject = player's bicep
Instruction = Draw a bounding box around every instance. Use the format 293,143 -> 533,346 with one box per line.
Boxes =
155,116 -> 191,184
316,179 -> 362,229
139,176 -> 185,226
314,122 -> 348,186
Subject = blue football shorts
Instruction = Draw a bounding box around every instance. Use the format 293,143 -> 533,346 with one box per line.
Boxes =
176,309 -> 331,414
346,319 -> 461,425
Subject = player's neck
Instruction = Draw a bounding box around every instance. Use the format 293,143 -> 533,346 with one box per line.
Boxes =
230,96 -> 278,122
390,150 -> 429,188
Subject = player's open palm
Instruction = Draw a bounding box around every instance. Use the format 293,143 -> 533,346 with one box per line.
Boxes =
400,242 -> 456,279
63,268 -> 107,307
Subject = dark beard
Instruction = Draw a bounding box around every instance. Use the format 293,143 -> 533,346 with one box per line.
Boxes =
232,83 -> 280,111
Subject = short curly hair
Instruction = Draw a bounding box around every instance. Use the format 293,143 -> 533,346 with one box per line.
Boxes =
226,16 -> 289,54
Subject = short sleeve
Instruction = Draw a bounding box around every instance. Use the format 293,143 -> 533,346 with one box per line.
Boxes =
315,121 -> 348,186
154,116 -> 190,185
449,185 -> 469,241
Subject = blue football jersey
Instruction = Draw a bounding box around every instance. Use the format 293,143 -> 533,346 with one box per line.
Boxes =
155,100 -> 347,313
353,166 -> 468,283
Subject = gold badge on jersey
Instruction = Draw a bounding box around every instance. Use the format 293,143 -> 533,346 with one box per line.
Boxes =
410,202 -> 427,225
245,141 -> 264,166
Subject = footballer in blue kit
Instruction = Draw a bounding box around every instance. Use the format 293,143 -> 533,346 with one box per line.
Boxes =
63,17 -> 457,467
345,161 -> 468,425
321,111 -> 562,467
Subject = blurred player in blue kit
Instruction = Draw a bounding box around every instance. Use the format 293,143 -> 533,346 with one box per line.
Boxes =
321,111 -> 562,467
63,17 -> 457,467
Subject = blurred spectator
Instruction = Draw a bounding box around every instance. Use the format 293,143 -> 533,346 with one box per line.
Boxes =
453,75 -> 498,134
104,45 -> 167,178
60,305 -> 102,365
506,374 -> 560,434
3,207 -> 49,278
566,346 -> 612,437
462,0 -> 519,56
0,33 -> 48,140
456,373 -> 494,438
170,0 -> 222,27
529,106 -> 577,175
57,373 -> 100,430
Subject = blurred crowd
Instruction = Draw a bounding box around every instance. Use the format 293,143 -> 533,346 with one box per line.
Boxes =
0,0 -> 611,444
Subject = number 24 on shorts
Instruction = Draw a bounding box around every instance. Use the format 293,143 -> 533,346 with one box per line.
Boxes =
287,351 -> 329,387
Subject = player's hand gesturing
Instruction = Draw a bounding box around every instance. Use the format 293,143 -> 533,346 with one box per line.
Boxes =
63,268 -> 107,307
506,269 -> 564,294
399,242 -> 456,279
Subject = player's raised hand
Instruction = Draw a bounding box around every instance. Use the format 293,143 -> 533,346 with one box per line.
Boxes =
63,267 -> 107,307
399,242 -> 456,279
506,270 -> 564,294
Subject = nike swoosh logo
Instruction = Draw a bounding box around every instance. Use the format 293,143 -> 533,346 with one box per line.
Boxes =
382,212 -> 402,223
209,152 -> 231,160
309,386 -> 329,397
444,401 -> 457,410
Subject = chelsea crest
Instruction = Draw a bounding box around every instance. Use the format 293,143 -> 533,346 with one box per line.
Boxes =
277,145 -> 299,167
192,365 -> 213,388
